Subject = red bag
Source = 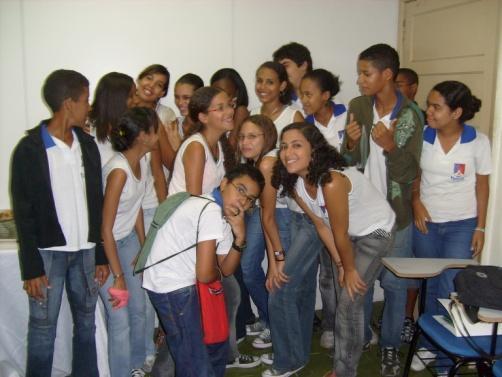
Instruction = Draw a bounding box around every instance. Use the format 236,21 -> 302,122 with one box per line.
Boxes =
196,280 -> 229,344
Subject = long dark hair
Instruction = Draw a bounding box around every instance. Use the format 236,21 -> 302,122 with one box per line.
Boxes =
272,122 -> 347,197
210,68 -> 249,107
187,86 -> 236,172
89,72 -> 134,142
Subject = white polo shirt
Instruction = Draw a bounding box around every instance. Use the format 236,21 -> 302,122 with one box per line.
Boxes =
142,195 -> 233,293
305,102 -> 347,151
420,125 -> 492,223
364,104 -> 392,196
40,127 -> 94,252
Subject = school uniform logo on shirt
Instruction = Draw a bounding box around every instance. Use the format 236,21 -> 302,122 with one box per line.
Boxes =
451,163 -> 466,182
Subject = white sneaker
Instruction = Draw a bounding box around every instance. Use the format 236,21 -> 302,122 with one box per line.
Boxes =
411,347 -> 437,372
262,365 -> 304,377
320,330 -> 334,349
252,328 -> 272,349
260,353 -> 274,366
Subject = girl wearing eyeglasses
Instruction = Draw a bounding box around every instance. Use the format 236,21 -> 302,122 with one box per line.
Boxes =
235,115 -> 291,352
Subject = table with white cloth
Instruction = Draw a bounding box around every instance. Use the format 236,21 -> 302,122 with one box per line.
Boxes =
0,241 -> 110,377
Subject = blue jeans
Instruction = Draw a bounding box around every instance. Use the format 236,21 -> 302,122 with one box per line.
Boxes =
334,229 -> 395,377
364,224 -> 412,349
319,246 -> 336,331
413,217 -> 476,316
147,285 -> 229,377
99,231 -> 147,376
269,211 -> 321,372
26,248 -> 99,377
222,275 -> 240,361
241,207 -> 291,326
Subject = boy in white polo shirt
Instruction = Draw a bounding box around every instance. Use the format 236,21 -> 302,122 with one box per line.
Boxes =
11,69 -> 109,377
142,164 -> 265,377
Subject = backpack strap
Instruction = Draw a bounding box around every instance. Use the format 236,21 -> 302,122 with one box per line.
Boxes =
134,195 -> 216,274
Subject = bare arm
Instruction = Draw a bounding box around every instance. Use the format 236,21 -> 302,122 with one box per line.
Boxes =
472,174 -> 489,257
411,171 -> 431,234
322,172 -> 366,299
150,148 -> 167,202
157,122 -> 177,171
182,142 -> 205,195
101,169 -> 128,290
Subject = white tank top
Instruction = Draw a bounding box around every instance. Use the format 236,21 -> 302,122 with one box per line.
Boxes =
102,153 -> 147,240
168,133 -> 225,195
295,167 -> 395,237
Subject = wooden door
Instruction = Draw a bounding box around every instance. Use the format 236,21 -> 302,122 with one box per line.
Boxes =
398,0 -> 499,136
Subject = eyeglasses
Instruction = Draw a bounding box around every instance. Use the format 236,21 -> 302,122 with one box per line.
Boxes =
207,99 -> 237,113
231,182 -> 257,207
237,133 -> 264,142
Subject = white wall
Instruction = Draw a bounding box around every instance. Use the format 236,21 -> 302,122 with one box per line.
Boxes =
0,0 -> 399,209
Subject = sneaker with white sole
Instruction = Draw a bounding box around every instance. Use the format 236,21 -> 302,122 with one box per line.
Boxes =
320,330 -> 334,349
380,347 -> 400,377
411,347 -> 436,372
260,353 -> 274,366
226,354 -> 261,369
261,365 -> 304,377
246,320 -> 266,336
252,328 -> 272,349
401,317 -> 415,343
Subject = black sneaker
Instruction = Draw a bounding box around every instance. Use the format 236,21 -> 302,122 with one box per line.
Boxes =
400,317 -> 415,343
226,354 -> 261,369
380,347 -> 400,377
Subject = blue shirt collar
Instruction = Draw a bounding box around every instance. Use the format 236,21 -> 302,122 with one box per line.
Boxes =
423,124 -> 477,144
40,124 -> 56,149
305,101 -> 347,125
211,187 -> 223,208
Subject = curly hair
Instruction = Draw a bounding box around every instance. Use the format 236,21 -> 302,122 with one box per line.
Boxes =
272,122 -> 347,197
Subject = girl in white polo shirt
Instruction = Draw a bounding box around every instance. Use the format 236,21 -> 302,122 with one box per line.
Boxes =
100,107 -> 159,377
270,122 -> 395,377
412,81 -> 491,318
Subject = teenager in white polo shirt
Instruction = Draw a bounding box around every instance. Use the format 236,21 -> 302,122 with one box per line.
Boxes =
410,81 -> 491,372
143,164 -> 264,377
11,70 -> 109,377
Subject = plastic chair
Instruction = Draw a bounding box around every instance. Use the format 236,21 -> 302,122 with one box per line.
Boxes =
493,361 -> 502,377
403,313 -> 502,376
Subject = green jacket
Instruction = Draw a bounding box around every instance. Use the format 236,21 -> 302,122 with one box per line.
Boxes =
340,94 -> 423,230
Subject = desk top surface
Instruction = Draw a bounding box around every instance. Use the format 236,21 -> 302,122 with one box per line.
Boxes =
478,307 -> 502,323
382,257 -> 478,278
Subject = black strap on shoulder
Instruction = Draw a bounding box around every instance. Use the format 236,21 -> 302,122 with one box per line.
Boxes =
137,196 -> 216,273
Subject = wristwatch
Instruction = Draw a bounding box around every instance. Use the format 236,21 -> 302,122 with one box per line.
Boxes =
232,242 -> 246,253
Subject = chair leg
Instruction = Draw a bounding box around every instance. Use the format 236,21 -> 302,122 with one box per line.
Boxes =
403,326 -> 421,377
448,360 -> 465,377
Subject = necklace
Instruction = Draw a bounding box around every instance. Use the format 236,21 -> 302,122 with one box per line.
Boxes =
263,104 -> 285,120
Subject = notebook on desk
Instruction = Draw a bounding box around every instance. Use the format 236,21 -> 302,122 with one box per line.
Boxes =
434,298 -> 502,337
